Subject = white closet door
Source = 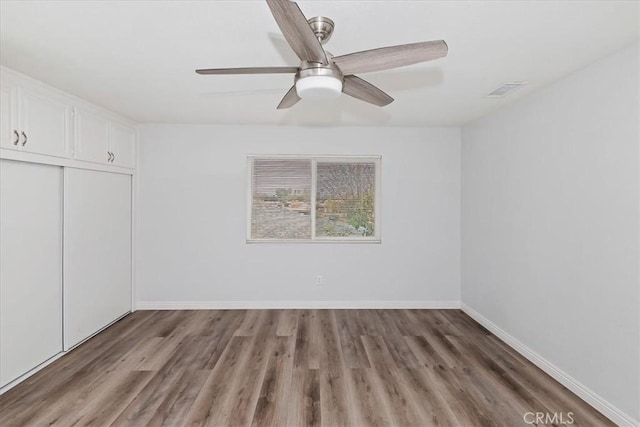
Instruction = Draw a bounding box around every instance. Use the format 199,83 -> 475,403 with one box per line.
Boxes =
0,160 -> 63,387
65,168 -> 131,349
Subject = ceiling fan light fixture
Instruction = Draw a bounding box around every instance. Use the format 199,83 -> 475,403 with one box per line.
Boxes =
295,75 -> 343,100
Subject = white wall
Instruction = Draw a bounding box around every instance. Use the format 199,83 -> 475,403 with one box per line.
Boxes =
137,126 -> 461,307
462,43 -> 639,424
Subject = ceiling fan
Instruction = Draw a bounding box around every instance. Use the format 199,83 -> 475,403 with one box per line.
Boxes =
195,0 -> 448,109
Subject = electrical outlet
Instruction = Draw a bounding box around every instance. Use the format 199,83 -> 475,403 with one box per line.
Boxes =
316,275 -> 323,286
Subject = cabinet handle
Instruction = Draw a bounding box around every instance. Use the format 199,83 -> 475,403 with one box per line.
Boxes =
13,130 -> 19,145
107,151 -> 112,162
21,131 -> 27,146
112,153 -> 116,162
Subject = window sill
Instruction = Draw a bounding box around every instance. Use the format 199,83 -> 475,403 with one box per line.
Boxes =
246,238 -> 381,244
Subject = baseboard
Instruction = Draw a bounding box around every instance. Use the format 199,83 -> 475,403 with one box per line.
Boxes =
461,303 -> 639,427
136,300 -> 461,310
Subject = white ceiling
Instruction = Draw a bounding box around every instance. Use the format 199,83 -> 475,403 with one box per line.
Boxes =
1,1 -> 638,127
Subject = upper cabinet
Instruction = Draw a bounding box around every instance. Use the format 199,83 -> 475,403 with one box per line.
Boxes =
1,67 -> 136,170
73,107 -> 110,164
0,83 -> 15,150
0,79 -> 71,158
109,122 -> 136,168
73,109 -> 136,169
19,88 -> 72,158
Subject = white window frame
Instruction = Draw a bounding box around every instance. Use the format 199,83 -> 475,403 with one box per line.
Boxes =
247,155 -> 382,243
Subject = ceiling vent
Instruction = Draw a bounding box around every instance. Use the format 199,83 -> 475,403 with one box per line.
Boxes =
486,81 -> 527,98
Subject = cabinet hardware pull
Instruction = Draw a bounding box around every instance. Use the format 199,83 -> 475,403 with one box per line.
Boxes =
13,130 -> 19,145
112,153 -> 115,162
21,131 -> 27,146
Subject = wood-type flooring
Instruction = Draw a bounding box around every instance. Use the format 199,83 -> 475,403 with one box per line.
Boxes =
0,309 -> 613,426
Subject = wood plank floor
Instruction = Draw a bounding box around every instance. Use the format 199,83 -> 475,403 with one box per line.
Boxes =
0,309 -> 612,426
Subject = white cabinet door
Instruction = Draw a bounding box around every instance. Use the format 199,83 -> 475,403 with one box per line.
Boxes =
0,160 -> 63,387
74,108 -> 110,164
0,84 -> 17,150
110,122 -> 136,168
20,88 -> 71,158
65,169 -> 131,349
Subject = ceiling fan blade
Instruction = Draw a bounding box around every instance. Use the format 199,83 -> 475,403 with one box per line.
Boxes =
266,0 -> 328,65
342,75 -> 394,107
333,40 -> 448,75
277,86 -> 301,109
196,66 -> 299,75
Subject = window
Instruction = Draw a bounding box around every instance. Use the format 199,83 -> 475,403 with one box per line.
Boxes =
248,156 -> 381,242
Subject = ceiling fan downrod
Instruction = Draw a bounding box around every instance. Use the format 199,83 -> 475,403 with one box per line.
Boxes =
307,16 -> 335,45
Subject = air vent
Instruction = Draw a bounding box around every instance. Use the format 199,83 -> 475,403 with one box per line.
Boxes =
486,81 -> 527,98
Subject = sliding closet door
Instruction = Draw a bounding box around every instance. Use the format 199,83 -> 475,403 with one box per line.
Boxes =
65,168 -> 131,349
0,160 -> 63,387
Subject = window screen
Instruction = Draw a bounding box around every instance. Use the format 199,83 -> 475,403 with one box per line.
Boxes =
316,162 -> 376,237
248,156 -> 380,242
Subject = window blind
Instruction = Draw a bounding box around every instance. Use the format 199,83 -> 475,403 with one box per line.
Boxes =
251,159 -> 312,240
